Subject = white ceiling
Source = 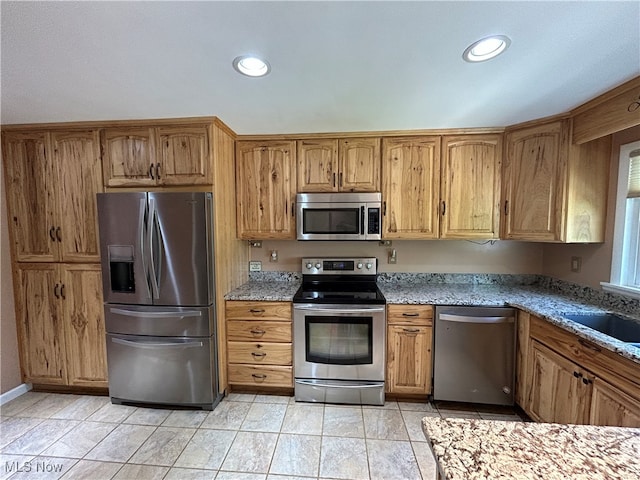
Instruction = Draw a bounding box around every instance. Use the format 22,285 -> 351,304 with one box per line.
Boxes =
1,1 -> 639,135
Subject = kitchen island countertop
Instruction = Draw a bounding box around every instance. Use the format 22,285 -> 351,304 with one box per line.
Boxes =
421,416 -> 640,480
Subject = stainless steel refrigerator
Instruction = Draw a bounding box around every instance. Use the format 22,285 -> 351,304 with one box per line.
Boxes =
97,192 -> 222,410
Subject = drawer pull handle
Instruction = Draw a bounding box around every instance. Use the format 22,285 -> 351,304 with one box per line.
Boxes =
250,329 -> 266,335
252,373 -> 267,380
402,312 -> 420,317
249,308 -> 265,314
578,338 -> 601,352
402,328 -> 420,333
251,352 -> 266,358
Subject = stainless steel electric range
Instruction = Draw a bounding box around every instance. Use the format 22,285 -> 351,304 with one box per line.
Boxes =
293,257 -> 386,405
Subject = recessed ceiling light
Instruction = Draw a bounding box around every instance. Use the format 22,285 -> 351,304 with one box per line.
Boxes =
232,55 -> 271,77
462,35 -> 511,63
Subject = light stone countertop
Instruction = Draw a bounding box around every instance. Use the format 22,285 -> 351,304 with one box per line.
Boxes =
421,416 -> 640,480
224,280 -> 301,302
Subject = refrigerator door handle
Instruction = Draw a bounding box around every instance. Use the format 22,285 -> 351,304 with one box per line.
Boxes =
139,198 -> 152,299
111,337 -> 204,349
147,197 -> 160,300
109,307 -> 202,319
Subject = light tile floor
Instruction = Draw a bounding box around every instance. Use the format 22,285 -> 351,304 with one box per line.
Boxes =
0,392 -> 524,479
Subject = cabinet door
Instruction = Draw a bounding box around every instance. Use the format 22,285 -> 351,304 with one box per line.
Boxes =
297,139 -> 338,192
386,325 -> 432,394
101,128 -> 156,187
527,340 -> 592,424
441,135 -> 502,239
2,131 -> 59,262
62,264 -> 107,387
15,264 -> 67,384
382,136 -> 440,238
502,121 -> 568,241
339,138 -> 380,192
52,130 -> 103,262
236,141 -> 296,239
158,125 -> 211,185
589,378 -> 640,427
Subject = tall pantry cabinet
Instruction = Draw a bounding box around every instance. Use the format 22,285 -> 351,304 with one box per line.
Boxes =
2,128 -> 107,387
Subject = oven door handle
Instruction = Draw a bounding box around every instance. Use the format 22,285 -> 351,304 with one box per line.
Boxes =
295,379 -> 383,389
294,305 -> 385,314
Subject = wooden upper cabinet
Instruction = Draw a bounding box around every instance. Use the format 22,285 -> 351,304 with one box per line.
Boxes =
3,131 -> 58,262
101,128 -> 156,187
3,130 -> 102,263
441,135 -> 502,239
297,137 -> 380,192
236,140 -> 296,239
502,120 -> 568,241
101,123 -> 211,187
382,136 -> 441,239
52,130 -> 103,262
157,125 -> 211,185
297,139 -> 338,192
339,138 -> 380,192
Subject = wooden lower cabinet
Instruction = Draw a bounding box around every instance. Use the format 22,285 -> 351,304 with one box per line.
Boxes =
527,340 -> 593,424
226,300 -> 293,388
15,263 -> 107,387
386,304 -> 433,395
589,377 -> 640,427
521,315 -> 640,427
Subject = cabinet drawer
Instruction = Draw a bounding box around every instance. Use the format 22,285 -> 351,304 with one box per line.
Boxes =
228,365 -> 293,387
387,304 -> 433,325
226,301 -> 292,321
227,342 -> 292,365
227,321 -> 292,342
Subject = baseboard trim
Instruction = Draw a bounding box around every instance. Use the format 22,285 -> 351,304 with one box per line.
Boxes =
0,383 -> 32,406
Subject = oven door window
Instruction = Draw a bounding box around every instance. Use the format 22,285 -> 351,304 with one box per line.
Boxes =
302,208 -> 361,234
305,316 -> 372,365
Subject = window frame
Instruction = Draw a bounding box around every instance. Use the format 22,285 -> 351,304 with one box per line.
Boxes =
602,139 -> 640,299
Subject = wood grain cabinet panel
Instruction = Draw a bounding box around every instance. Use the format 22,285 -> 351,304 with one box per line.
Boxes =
3,130 -> 103,263
2,131 -> 58,262
101,128 -> 156,187
441,135 -> 502,239
297,139 -> 338,192
339,138 -> 380,192
236,141 -> 296,239
527,340 -> 593,424
589,378 -> 640,427
386,304 -> 433,395
63,264 -> 107,387
226,301 -> 293,390
14,263 -> 108,387
157,125 -> 211,185
382,136 -> 441,239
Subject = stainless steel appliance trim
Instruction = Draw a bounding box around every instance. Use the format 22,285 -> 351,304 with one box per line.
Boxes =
139,197 -> 152,299
109,307 -> 202,318
439,313 -> 515,324
147,197 -> 160,300
111,338 -> 204,349
295,379 -> 384,389
294,304 -> 384,313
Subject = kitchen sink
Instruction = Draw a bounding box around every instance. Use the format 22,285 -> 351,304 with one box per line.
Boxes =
563,313 -> 640,347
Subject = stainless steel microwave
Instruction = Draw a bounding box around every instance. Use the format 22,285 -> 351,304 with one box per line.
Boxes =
296,192 -> 382,240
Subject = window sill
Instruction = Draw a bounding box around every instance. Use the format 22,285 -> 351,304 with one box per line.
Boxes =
601,282 -> 640,300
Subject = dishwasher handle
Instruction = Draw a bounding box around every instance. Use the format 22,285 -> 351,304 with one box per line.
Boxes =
438,313 -> 514,324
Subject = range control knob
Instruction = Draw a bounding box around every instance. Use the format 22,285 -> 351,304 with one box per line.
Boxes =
315,262 -> 322,270
365,262 -> 373,270
356,262 -> 363,269
305,262 -> 313,270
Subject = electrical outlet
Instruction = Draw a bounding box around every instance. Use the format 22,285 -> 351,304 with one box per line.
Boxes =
249,241 -> 262,248
571,256 -> 582,273
270,250 -> 278,262
379,240 -> 392,246
249,261 -> 262,272
388,248 -> 397,264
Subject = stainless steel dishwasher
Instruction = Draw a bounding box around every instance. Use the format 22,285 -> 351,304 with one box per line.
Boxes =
433,306 -> 516,406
